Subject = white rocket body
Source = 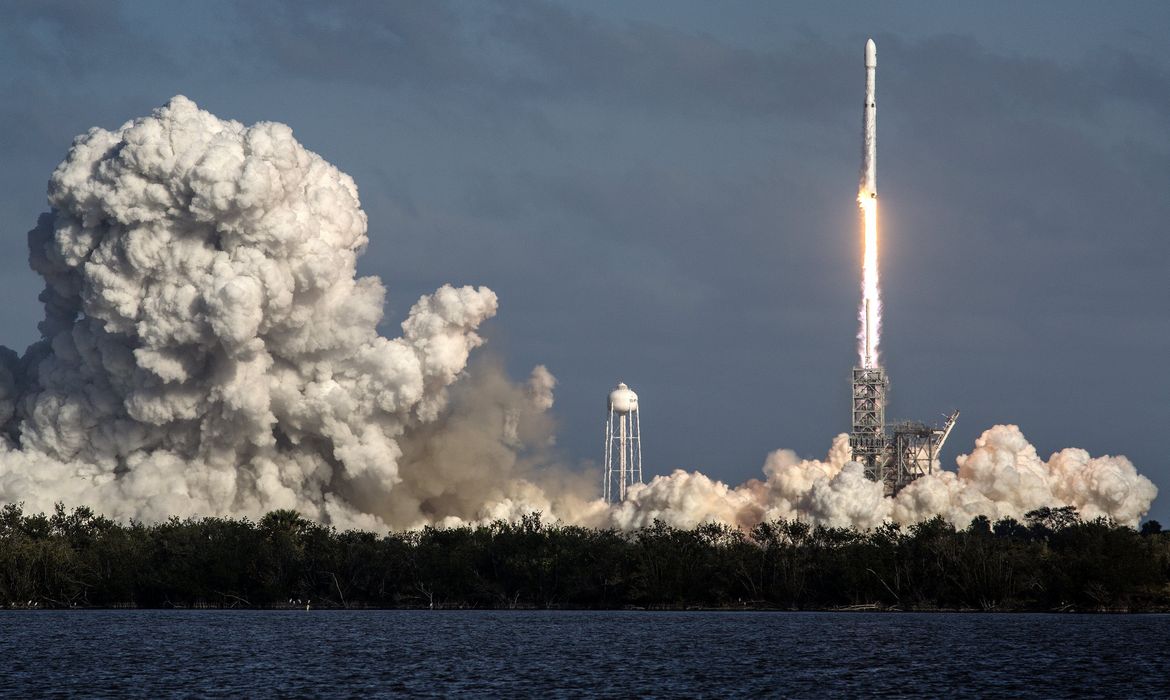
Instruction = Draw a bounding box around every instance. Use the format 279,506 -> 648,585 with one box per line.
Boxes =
862,38 -> 877,199
860,38 -> 879,369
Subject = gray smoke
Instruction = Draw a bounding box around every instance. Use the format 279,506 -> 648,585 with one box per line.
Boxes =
0,98 -> 1157,530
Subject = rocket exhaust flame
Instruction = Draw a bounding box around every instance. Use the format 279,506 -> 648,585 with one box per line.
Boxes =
858,194 -> 880,368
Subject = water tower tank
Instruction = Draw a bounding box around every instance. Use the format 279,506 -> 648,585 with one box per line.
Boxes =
609,382 -> 638,414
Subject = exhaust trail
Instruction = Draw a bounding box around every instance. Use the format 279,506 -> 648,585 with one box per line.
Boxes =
858,196 -> 880,368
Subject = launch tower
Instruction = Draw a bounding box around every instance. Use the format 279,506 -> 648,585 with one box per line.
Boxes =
850,366 -> 889,482
603,382 -> 643,503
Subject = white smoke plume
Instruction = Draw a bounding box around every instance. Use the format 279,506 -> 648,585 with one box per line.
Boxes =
610,426 -> 1156,530
0,96 -> 506,529
0,98 -> 1158,531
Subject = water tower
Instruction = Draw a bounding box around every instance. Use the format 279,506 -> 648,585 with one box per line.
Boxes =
603,381 -> 643,503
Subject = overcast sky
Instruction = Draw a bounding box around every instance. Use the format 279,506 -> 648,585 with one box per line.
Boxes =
1,0 -> 1167,522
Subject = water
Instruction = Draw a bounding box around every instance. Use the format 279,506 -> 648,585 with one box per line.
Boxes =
1,611 -> 1167,697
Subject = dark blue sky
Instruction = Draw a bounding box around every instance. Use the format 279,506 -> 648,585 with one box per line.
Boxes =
1,1 -> 1167,522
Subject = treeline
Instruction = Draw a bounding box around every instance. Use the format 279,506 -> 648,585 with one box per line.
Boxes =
1,503 -> 1168,611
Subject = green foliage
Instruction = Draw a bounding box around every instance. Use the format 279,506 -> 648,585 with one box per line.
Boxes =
0,502 -> 1167,610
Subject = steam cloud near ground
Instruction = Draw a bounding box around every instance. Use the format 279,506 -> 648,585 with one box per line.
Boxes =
0,99 -> 1156,530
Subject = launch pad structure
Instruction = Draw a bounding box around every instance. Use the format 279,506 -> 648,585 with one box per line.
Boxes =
850,364 -> 959,495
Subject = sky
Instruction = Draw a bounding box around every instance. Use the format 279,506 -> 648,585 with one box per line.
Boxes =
0,0 -> 1167,523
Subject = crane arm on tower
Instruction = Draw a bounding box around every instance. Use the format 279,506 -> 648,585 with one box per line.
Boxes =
932,411 -> 960,453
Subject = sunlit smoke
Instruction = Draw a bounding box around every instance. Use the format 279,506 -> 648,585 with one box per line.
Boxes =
857,194 -> 881,368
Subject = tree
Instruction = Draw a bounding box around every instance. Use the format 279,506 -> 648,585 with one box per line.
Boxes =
1025,506 -> 1081,536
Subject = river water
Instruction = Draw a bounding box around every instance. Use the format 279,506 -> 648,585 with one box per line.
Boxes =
1,610 -> 1166,697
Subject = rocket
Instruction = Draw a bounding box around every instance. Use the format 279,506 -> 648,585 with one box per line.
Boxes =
860,38 -> 879,370
861,38 -> 877,199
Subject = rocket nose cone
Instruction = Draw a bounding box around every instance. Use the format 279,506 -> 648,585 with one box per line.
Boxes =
865,39 -> 877,67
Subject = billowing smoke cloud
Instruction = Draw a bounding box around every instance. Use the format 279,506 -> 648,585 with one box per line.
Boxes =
611,426 -> 1156,530
893,425 -> 1157,526
0,96 -> 504,529
0,98 -> 1157,530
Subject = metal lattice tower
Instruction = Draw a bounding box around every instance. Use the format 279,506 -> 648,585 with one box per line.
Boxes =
889,411 -> 960,488
603,382 -> 643,503
850,366 -> 890,485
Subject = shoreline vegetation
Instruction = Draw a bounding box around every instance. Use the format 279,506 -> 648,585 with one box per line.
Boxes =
1,504 -> 1167,612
